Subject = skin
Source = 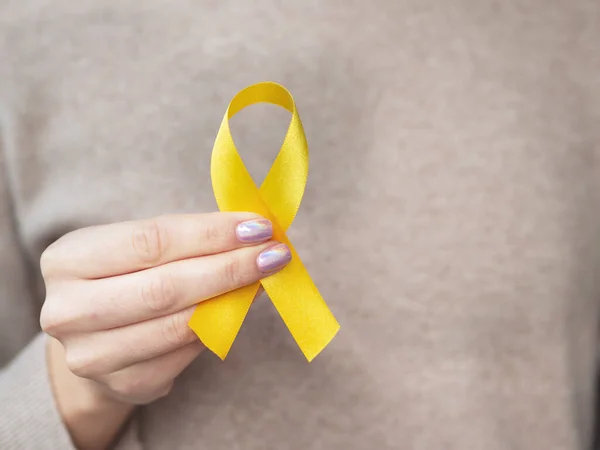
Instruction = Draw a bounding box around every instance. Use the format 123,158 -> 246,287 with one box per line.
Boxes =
41,212 -> 287,449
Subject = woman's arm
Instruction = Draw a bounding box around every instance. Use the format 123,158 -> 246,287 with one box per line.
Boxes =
0,137 -> 77,449
46,337 -> 135,449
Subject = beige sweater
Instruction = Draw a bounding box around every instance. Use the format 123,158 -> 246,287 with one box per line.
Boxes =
1,1 -> 600,449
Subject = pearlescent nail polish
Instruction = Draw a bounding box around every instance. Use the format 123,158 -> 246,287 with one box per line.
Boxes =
257,243 -> 292,273
236,219 -> 272,243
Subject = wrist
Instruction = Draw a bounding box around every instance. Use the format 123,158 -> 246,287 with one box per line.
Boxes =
46,337 -> 135,449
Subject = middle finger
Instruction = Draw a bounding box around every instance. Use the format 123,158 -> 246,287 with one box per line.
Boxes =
47,240 -> 290,333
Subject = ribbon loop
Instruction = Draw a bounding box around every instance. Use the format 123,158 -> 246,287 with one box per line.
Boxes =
188,82 -> 340,361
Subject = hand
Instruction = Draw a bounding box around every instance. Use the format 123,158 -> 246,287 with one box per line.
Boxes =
40,212 -> 290,448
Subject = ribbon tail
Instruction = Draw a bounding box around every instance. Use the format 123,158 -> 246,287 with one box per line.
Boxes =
261,241 -> 340,362
188,282 -> 260,359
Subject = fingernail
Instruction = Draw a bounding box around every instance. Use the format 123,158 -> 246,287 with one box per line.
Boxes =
257,243 -> 291,273
236,219 -> 272,243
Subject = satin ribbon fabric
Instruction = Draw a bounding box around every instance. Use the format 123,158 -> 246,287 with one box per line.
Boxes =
188,82 -> 340,361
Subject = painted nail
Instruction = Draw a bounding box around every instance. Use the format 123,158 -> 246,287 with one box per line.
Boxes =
236,219 -> 272,243
257,243 -> 292,273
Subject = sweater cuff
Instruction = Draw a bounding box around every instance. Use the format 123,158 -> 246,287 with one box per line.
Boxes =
0,333 -> 142,450
0,333 -> 74,449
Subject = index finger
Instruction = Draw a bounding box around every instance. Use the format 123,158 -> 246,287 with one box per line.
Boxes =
41,212 -> 272,279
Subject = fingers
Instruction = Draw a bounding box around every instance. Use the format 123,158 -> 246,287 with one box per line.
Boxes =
59,260 -> 276,375
42,241 -> 290,333
98,341 -> 205,405
40,213 -> 287,407
41,212 -> 273,279
61,306 -> 199,377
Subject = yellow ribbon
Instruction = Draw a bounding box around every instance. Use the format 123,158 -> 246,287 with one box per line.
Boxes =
188,82 -> 340,362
